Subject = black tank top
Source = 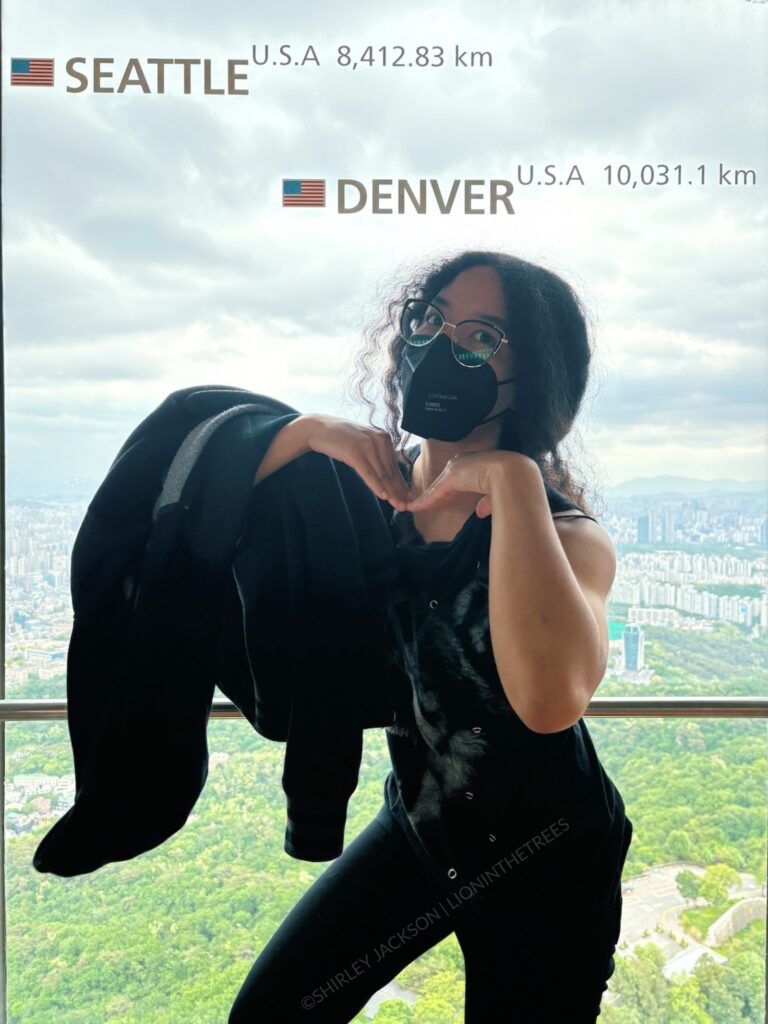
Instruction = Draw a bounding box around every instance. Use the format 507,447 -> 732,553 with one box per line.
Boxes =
380,444 -> 628,898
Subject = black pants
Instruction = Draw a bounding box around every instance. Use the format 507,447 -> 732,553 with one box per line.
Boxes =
228,791 -> 624,1023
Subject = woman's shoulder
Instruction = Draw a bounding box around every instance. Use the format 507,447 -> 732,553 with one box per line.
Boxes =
543,480 -> 599,523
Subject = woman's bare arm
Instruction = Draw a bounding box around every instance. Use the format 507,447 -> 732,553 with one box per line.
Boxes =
252,415 -> 313,486
252,413 -> 412,509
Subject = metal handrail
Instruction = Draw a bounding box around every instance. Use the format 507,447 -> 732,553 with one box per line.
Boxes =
2,696 -> 767,721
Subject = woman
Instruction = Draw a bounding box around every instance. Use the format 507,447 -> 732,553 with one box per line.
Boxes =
229,250 -> 633,1023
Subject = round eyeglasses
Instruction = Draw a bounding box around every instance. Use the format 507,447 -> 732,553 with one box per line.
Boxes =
399,298 -> 510,368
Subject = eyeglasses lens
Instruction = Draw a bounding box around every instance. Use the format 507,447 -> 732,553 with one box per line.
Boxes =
400,300 -> 502,366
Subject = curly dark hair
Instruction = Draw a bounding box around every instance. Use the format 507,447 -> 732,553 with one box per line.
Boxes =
342,248 -> 604,518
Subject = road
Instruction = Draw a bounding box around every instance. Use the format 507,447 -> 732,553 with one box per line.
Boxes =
619,862 -> 763,964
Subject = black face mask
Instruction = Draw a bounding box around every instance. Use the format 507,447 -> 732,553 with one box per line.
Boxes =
399,333 -> 516,442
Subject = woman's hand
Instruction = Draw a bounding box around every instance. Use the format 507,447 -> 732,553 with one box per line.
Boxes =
405,450 -> 528,519
299,414 -> 413,511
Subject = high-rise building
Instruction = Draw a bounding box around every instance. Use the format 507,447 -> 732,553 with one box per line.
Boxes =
623,624 -> 645,671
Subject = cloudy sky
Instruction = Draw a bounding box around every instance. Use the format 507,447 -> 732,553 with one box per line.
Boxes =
2,0 -> 767,498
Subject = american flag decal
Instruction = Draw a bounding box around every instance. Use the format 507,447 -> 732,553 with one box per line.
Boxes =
11,58 -> 54,86
282,179 -> 325,207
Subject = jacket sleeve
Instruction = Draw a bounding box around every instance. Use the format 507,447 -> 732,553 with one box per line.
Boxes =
233,473 -> 359,860
235,456 -> 408,861
281,678 -> 365,861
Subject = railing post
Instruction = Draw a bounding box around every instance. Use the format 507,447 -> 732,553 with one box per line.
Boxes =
1,80 -> 8,1020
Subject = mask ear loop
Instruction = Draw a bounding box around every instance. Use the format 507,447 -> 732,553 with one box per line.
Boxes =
479,376 -> 516,425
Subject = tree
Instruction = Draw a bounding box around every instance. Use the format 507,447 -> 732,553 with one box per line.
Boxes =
700,864 -> 742,909
371,999 -> 413,1022
676,869 -> 700,904
609,944 -> 670,1021
667,830 -> 692,860
667,973 -> 714,1023
693,954 -> 750,1024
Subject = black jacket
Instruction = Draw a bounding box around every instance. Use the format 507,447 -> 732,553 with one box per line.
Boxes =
32,385 -> 410,877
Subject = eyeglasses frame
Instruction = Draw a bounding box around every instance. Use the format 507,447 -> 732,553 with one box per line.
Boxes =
399,298 -> 511,369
